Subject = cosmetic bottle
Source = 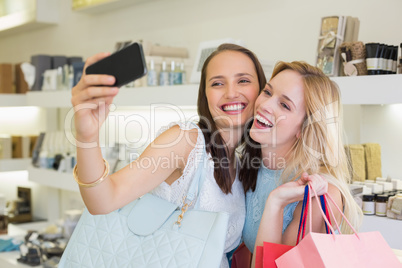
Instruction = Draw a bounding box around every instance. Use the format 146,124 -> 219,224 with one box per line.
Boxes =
169,61 -> 175,85
180,63 -> 186,84
366,43 -> 380,75
159,61 -> 169,86
377,44 -> 385,75
147,59 -> 157,86
388,46 -> 396,74
397,44 -> 402,74
384,46 -> 392,75
39,134 -> 49,169
173,62 -> 182,85
39,149 -> 48,169
68,65 -> 74,89
46,132 -> 56,169
47,148 -> 55,170
375,195 -> 388,217
362,194 -> 375,215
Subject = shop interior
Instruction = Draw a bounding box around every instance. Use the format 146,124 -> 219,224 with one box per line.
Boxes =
0,0 -> 401,266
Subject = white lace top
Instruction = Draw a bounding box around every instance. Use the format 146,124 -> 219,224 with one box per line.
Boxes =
151,122 -> 246,268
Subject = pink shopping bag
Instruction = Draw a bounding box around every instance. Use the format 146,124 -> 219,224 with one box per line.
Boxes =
275,185 -> 402,268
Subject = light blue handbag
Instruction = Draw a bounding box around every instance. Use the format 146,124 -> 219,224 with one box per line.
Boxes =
59,145 -> 229,268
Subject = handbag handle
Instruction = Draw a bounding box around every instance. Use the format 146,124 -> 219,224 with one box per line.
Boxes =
182,123 -> 207,206
173,123 -> 207,226
308,184 -> 360,240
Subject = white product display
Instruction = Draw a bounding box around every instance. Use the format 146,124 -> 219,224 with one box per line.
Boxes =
376,181 -> 393,192
365,182 -> 384,194
376,177 -> 387,182
391,179 -> 402,190
362,185 -> 373,195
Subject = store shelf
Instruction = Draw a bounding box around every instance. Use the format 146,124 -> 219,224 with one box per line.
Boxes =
331,75 -> 402,105
16,75 -> 402,107
27,166 -> 79,192
26,85 -> 199,108
0,94 -> 26,107
26,90 -> 72,108
0,158 -> 30,172
72,0 -> 153,14
361,215 -> 402,250
0,0 -> 58,37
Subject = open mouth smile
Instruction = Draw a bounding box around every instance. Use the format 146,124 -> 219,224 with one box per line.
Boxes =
254,113 -> 273,128
221,103 -> 246,114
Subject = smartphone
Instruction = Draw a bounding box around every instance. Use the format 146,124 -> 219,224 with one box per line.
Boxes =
86,42 -> 147,87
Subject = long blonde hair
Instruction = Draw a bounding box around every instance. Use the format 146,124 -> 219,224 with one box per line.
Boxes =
240,61 -> 363,233
273,61 -> 362,233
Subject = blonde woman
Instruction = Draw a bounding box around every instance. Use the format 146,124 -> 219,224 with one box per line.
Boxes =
238,61 -> 363,265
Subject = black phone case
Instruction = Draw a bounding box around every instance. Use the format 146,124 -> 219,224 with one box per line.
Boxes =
86,42 -> 147,87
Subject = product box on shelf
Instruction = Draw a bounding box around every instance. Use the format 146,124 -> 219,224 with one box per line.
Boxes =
11,136 -> 31,158
316,16 -> 347,76
51,56 -> 67,69
15,63 -> 29,94
31,55 -> 52,91
0,135 -> 12,159
0,63 -> 13,93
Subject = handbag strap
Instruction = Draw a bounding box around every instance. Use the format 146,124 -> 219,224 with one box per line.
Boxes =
180,122 -> 207,208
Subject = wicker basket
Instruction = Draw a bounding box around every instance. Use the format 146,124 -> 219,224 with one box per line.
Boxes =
339,41 -> 368,76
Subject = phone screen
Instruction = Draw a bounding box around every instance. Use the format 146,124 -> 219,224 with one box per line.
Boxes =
86,42 -> 147,87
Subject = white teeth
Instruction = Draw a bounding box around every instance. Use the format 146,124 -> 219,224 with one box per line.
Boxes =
223,104 -> 245,111
256,114 -> 273,127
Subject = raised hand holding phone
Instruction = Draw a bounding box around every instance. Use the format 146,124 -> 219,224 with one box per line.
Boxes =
71,43 -> 147,143
85,42 -> 147,87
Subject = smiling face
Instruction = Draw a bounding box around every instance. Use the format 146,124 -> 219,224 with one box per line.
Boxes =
251,69 -> 307,152
205,50 -> 260,131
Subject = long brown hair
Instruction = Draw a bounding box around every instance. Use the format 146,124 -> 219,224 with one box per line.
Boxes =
197,43 -> 266,194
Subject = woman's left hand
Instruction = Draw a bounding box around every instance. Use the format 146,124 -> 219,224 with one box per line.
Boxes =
267,172 -> 328,208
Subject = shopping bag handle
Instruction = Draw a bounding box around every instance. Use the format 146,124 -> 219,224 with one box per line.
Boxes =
296,185 -> 309,244
297,186 -> 332,244
308,183 -> 360,240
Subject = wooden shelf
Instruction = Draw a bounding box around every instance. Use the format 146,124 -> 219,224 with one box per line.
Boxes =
27,166 -> 79,192
0,158 -> 30,172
